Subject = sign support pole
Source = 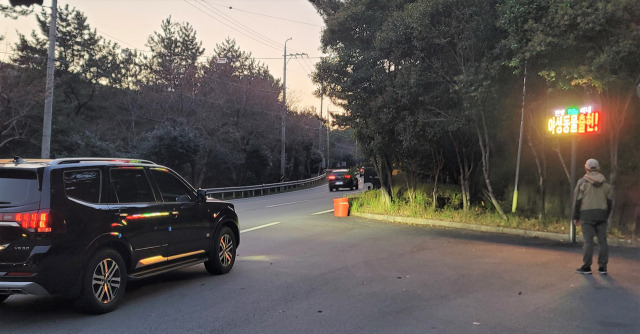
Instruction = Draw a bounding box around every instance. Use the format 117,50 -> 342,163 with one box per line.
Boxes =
569,137 -> 577,243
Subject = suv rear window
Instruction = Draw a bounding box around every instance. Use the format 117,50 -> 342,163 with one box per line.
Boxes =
0,169 -> 39,206
64,169 -> 101,203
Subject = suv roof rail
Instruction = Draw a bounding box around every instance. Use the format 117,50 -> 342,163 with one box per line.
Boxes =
0,157 -> 52,165
49,158 -> 156,165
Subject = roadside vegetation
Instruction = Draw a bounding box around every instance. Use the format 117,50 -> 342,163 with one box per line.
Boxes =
0,5 -> 355,188
312,0 -> 640,236
349,186 -> 637,240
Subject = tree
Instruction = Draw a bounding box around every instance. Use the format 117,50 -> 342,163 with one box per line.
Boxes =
199,38 -> 283,185
0,1 -> 36,21
498,0 -> 640,220
0,63 -> 44,154
312,0 -> 409,200
144,16 -> 204,91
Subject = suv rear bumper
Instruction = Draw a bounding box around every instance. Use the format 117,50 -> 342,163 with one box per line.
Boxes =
0,281 -> 49,295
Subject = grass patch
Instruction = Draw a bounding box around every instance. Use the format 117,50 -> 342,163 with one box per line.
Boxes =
349,185 -> 633,239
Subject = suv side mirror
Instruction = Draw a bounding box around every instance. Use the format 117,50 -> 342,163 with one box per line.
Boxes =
197,189 -> 208,203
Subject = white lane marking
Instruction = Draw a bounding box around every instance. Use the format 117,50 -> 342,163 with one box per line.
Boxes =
240,222 -> 282,234
311,209 -> 334,215
264,200 -> 309,208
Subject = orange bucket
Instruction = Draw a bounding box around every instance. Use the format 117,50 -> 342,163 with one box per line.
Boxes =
333,197 -> 350,217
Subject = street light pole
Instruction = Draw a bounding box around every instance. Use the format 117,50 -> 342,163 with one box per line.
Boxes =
41,0 -> 57,158
512,61 -> 527,212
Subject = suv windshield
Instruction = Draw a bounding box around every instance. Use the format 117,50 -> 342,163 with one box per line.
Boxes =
0,169 -> 40,206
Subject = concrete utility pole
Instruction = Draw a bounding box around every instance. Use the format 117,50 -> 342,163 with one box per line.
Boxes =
319,94 -> 323,165
280,38 -> 291,182
41,0 -> 57,158
326,108 -> 330,169
280,38 -> 307,181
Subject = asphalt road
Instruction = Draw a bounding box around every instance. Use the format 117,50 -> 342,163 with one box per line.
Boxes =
1,185 -> 639,333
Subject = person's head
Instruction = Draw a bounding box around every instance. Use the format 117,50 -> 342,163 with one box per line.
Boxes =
585,158 -> 600,172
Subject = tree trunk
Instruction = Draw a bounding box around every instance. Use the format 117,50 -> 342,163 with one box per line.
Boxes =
600,79 -> 638,222
450,133 -> 472,211
526,127 -> 547,221
373,153 -> 394,201
431,149 -> 444,210
193,149 -> 212,188
553,141 -> 571,185
475,116 -> 507,220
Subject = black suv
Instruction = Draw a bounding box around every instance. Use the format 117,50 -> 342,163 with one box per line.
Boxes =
0,157 -> 239,314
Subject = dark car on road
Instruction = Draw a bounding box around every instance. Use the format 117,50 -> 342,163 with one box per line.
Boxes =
0,157 -> 239,314
328,169 -> 358,191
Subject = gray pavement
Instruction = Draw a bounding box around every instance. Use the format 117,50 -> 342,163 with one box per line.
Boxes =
1,186 -> 638,333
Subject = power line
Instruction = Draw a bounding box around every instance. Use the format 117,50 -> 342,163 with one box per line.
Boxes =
95,29 -> 151,53
183,0 -> 282,52
201,0 -> 324,28
191,0 -> 283,50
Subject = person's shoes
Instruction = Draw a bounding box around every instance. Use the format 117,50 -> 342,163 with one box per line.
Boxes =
576,266 -> 592,274
598,267 -> 607,275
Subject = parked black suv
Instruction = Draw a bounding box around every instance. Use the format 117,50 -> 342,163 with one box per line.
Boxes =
0,157 -> 239,314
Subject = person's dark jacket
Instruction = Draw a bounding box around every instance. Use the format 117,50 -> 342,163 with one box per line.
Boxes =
572,171 -> 613,222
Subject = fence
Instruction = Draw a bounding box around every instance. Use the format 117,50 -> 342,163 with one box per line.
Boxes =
203,174 -> 327,200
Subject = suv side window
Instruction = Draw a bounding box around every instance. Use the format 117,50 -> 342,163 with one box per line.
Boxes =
64,169 -> 101,203
110,168 -> 156,203
150,168 -> 194,203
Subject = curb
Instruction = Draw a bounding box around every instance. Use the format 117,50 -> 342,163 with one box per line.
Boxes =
351,212 -> 640,248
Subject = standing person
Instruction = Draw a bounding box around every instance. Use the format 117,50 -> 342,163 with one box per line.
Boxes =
572,158 -> 613,275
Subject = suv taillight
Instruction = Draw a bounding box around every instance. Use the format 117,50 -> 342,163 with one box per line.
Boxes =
344,174 -> 351,179
328,175 -> 336,180
11,210 -> 52,232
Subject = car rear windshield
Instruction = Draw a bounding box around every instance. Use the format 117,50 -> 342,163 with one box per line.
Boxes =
0,169 -> 40,206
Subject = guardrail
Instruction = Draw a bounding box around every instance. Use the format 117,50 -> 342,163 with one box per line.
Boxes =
203,173 -> 327,200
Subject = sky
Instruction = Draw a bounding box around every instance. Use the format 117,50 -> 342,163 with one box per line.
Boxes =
1,0 -> 329,112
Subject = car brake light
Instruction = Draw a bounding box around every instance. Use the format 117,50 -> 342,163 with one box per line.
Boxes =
328,175 -> 336,180
14,210 -> 52,232
344,175 -> 351,179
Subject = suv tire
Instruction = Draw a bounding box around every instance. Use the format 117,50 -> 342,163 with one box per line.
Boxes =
79,249 -> 127,314
205,226 -> 236,275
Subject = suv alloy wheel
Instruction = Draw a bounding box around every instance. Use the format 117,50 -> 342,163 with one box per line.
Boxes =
205,226 -> 236,275
80,249 -> 127,314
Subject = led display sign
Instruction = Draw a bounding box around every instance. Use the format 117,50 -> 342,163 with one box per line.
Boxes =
546,106 -> 600,135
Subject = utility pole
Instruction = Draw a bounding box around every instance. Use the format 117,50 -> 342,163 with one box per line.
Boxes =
319,94 -> 323,167
280,38 -> 307,181
280,38 -> 291,182
41,0 -> 56,158
326,107 -> 330,169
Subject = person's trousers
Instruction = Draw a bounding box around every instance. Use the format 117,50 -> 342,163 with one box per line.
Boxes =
581,220 -> 609,268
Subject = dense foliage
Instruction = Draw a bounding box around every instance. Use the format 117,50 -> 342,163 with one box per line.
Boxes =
0,5 -> 337,187
310,0 -> 640,230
